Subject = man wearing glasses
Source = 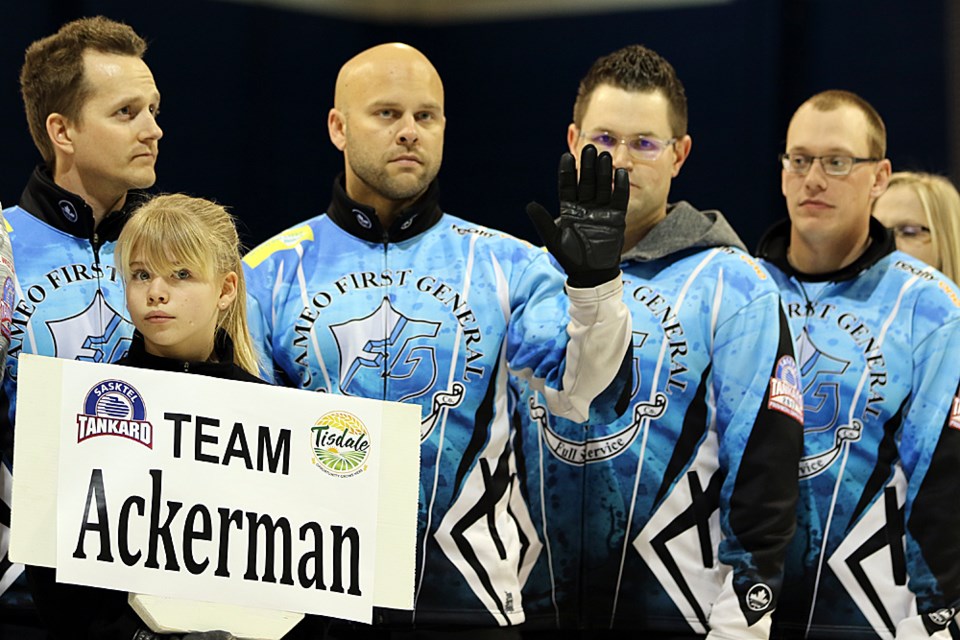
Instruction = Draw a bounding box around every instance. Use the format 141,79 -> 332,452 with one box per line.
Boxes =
518,44 -> 803,639
756,90 -> 960,638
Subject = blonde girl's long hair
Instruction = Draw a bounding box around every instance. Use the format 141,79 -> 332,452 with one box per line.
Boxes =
886,172 -> 960,284
114,193 -> 260,375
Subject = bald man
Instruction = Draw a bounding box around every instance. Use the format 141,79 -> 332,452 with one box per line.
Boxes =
330,44 -> 445,226
243,43 -> 632,637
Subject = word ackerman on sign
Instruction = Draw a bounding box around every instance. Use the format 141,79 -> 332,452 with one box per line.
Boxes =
10,355 -> 420,626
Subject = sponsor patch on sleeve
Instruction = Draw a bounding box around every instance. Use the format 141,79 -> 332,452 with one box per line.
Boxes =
746,583 -> 773,612
768,355 -> 804,424
948,397 -> 960,431
925,607 -> 956,633
0,277 -> 12,340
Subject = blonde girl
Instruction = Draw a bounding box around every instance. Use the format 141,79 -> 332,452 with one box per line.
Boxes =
114,193 -> 260,379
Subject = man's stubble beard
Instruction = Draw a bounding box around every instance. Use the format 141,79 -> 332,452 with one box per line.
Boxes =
346,140 -> 439,202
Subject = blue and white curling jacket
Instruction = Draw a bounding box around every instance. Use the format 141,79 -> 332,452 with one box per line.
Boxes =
517,202 -> 804,639
1,166 -> 136,462
242,177 -> 631,627
0,166 -> 136,612
757,217 -> 960,640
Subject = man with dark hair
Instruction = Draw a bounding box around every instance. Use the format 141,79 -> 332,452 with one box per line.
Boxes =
0,13 -> 161,635
243,42 -> 632,638
518,44 -> 803,639
757,90 -> 960,639
2,14 -> 161,446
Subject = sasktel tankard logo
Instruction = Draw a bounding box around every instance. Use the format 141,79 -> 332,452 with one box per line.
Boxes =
76,379 -> 153,448
311,411 -> 371,478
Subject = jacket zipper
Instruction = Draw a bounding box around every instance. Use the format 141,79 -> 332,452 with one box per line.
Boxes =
382,231 -> 389,400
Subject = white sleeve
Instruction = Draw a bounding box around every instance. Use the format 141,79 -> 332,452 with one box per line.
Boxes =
514,276 -> 631,423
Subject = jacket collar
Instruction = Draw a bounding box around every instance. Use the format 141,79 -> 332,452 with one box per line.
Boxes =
18,164 -> 146,242
622,201 -> 746,262
326,174 -> 442,243
125,329 -> 241,376
755,216 -> 895,282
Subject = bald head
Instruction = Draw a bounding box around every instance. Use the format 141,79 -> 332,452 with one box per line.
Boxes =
334,43 -> 444,113
328,42 -> 446,224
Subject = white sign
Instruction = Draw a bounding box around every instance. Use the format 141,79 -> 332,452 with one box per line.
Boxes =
11,354 -> 420,628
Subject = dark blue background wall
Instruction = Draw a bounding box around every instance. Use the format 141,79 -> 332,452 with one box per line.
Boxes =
0,0 -> 952,251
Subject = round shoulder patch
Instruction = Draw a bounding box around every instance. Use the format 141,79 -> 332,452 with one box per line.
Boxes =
746,583 -> 773,612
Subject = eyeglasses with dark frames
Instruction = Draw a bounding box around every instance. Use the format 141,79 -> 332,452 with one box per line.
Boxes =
779,153 -> 880,177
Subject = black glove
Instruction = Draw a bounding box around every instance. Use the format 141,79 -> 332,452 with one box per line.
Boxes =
526,144 -> 629,288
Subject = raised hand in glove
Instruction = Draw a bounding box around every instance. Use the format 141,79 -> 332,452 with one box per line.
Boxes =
526,144 -> 629,288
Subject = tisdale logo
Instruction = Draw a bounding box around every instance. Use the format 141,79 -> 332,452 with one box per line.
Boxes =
76,379 -> 153,448
311,411 -> 370,478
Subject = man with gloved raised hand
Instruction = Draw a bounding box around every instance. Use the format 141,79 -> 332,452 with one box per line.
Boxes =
243,42 -> 631,639
516,44 -> 803,640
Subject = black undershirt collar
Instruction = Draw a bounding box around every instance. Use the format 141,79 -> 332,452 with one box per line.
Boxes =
326,174 -> 443,244
18,164 -> 147,243
755,216 -> 895,282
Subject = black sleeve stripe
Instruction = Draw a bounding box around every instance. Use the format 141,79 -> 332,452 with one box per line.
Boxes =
908,378 -> 960,610
729,306 -> 804,579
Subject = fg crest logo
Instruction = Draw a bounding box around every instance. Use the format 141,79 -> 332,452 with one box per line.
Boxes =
795,330 -> 862,478
76,379 -> 153,448
47,290 -> 132,362
796,330 -> 850,432
330,298 -> 440,402
310,411 -> 371,478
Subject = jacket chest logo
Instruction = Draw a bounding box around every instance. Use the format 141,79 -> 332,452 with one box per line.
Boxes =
330,297 -> 441,402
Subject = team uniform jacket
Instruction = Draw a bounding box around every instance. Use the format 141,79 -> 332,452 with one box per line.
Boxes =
1,166 -> 138,455
242,177 -> 631,628
757,217 -> 960,640
0,166 -> 137,609
517,202 -> 804,638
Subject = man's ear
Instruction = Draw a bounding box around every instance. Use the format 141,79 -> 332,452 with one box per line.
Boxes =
671,135 -> 693,178
870,158 -> 892,199
566,123 -> 580,157
328,108 -> 347,151
46,113 -> 75,157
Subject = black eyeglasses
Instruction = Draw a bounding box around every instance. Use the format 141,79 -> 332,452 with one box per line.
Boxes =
780,153 -> 880,177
